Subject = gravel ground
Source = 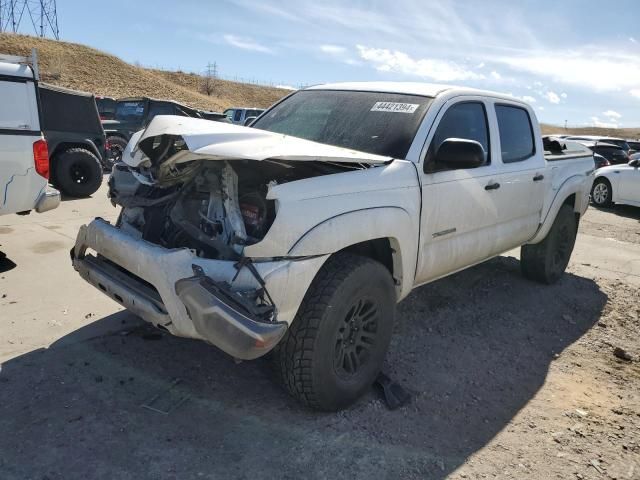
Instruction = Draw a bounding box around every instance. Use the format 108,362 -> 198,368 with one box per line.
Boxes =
0,191 -> 638,480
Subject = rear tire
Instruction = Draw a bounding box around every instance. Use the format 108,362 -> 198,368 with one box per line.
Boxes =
53,148 -> 103,198
520,204 -> 577,284
591,178 -> 613,207
273,253 -> 396,411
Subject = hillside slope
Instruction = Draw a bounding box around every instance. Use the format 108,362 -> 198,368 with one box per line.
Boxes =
0,33 -> 287,111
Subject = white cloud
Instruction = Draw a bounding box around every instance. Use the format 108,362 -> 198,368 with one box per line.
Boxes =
320,44 -> 346,55
590,116 -> 618,128
538,106 -> 545,111
356,45 -> 483,82
477,62 -> 485,69
490,71 -> 502,80
223,34 -> 274,54
631,89 -> 640,99
276,84 -> 297,90
630,37 -> 638,44
494,50 -> 640,91
561,92 -> 567,99
522,95 -> 536,103
543,91 -> 560,104
602,110 -> 622,119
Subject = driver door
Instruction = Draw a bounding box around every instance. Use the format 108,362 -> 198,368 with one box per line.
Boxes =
415,98 -> 502,285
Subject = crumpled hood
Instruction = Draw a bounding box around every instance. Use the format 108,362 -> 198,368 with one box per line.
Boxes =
122,115 -> 392,168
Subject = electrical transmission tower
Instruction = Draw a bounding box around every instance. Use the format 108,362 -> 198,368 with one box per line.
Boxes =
0,0 -> 60,39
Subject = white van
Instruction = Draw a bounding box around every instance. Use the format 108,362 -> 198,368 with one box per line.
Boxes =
0,51 -> 60,216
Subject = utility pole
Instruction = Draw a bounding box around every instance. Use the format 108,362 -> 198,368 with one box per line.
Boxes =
202,61 -> 218,96
0,0 -> 60,39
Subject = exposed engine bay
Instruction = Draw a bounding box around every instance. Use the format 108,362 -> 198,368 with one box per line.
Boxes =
109,146 -> 366,261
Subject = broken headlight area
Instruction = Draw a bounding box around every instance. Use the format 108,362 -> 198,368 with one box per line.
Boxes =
110,161 -> 277,261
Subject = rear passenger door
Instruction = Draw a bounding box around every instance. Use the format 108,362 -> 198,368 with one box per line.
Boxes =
491,103 -> 545,248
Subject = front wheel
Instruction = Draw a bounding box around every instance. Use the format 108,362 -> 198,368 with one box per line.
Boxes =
273,253 -> 396,411
591,178 -> 613,207
520,204 -> 578,284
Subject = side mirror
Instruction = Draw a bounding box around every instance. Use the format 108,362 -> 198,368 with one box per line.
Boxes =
434,138 -> 486,169
244,116 -> 257,127
629,158 -> 640,168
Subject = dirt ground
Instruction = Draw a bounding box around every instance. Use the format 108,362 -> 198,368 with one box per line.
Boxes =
0,180 -> 638,480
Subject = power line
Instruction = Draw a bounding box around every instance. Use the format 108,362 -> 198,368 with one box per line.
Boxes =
0,0 -> 59,39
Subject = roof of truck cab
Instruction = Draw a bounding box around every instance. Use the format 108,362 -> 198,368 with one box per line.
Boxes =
0,62 -> 34,79
305,81 -> 521,101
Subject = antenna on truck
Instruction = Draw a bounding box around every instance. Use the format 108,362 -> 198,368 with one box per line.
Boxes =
0,48 -> 39,79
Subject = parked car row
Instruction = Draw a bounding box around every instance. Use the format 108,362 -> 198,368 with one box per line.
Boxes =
543,134 -> 640,209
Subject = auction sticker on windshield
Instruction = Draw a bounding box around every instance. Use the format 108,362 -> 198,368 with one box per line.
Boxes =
371,102 -> 420,113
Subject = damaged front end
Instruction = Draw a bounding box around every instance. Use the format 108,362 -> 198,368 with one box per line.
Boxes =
72,117 -> 384,359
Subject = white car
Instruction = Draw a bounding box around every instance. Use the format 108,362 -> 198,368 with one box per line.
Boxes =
591,158 -> 640,208
0,51 -> 60,217
72,82 -> 595,410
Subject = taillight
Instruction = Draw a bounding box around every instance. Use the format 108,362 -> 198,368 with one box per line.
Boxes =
33,139 -> 50,179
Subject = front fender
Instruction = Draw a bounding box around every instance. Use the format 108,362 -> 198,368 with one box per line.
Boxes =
287,207 -> 418,300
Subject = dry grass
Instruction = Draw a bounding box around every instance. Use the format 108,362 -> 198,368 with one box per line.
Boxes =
0,33 -> 288,111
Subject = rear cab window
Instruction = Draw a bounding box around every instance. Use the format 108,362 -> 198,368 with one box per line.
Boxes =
495,105 -> 535,163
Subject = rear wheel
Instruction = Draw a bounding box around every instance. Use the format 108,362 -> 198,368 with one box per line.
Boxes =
273,253 -> 396,411
591,178 -> 613,207
53,148 -> 103,198
105,136 -> 128,169
520,204 -> 577,284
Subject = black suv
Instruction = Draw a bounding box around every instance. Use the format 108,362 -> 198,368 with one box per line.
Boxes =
102,97 -> 207,166
38,83 -> 104,197
578,141 -> 629,165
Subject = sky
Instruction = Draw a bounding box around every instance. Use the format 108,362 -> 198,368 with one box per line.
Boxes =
44,0 -> 640,126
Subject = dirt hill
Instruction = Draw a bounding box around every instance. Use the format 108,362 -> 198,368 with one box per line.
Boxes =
0,33 -> 288,112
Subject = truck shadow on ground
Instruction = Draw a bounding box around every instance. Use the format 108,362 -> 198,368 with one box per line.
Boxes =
592,204 -> 640,220
0,256 -> 607,479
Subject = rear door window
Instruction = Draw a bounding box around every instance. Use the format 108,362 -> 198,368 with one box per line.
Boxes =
495,105 -> 535,163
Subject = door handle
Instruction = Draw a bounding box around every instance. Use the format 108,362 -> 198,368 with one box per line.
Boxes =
533,174 -> 544,181
485,182 -> 500,190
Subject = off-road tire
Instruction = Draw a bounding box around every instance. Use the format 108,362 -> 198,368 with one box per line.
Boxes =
105,136 -> 128,170
591,178 -> 613,208
273,252 -> 396,411
520,204 -> 577,284
53,148 -> 103,198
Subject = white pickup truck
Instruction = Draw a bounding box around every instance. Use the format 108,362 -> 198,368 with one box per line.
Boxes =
0,51 -> 60,217
71,82 -> 595,410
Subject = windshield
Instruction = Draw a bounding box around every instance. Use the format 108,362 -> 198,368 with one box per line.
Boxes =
115,101 -> 146,121
251,90 -> 432,159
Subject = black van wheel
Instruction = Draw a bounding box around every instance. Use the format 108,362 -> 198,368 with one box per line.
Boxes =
105,136 -> 128,169
54,148 -> 103,198
520,204 -> 578,284
273,253 -> 396,411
